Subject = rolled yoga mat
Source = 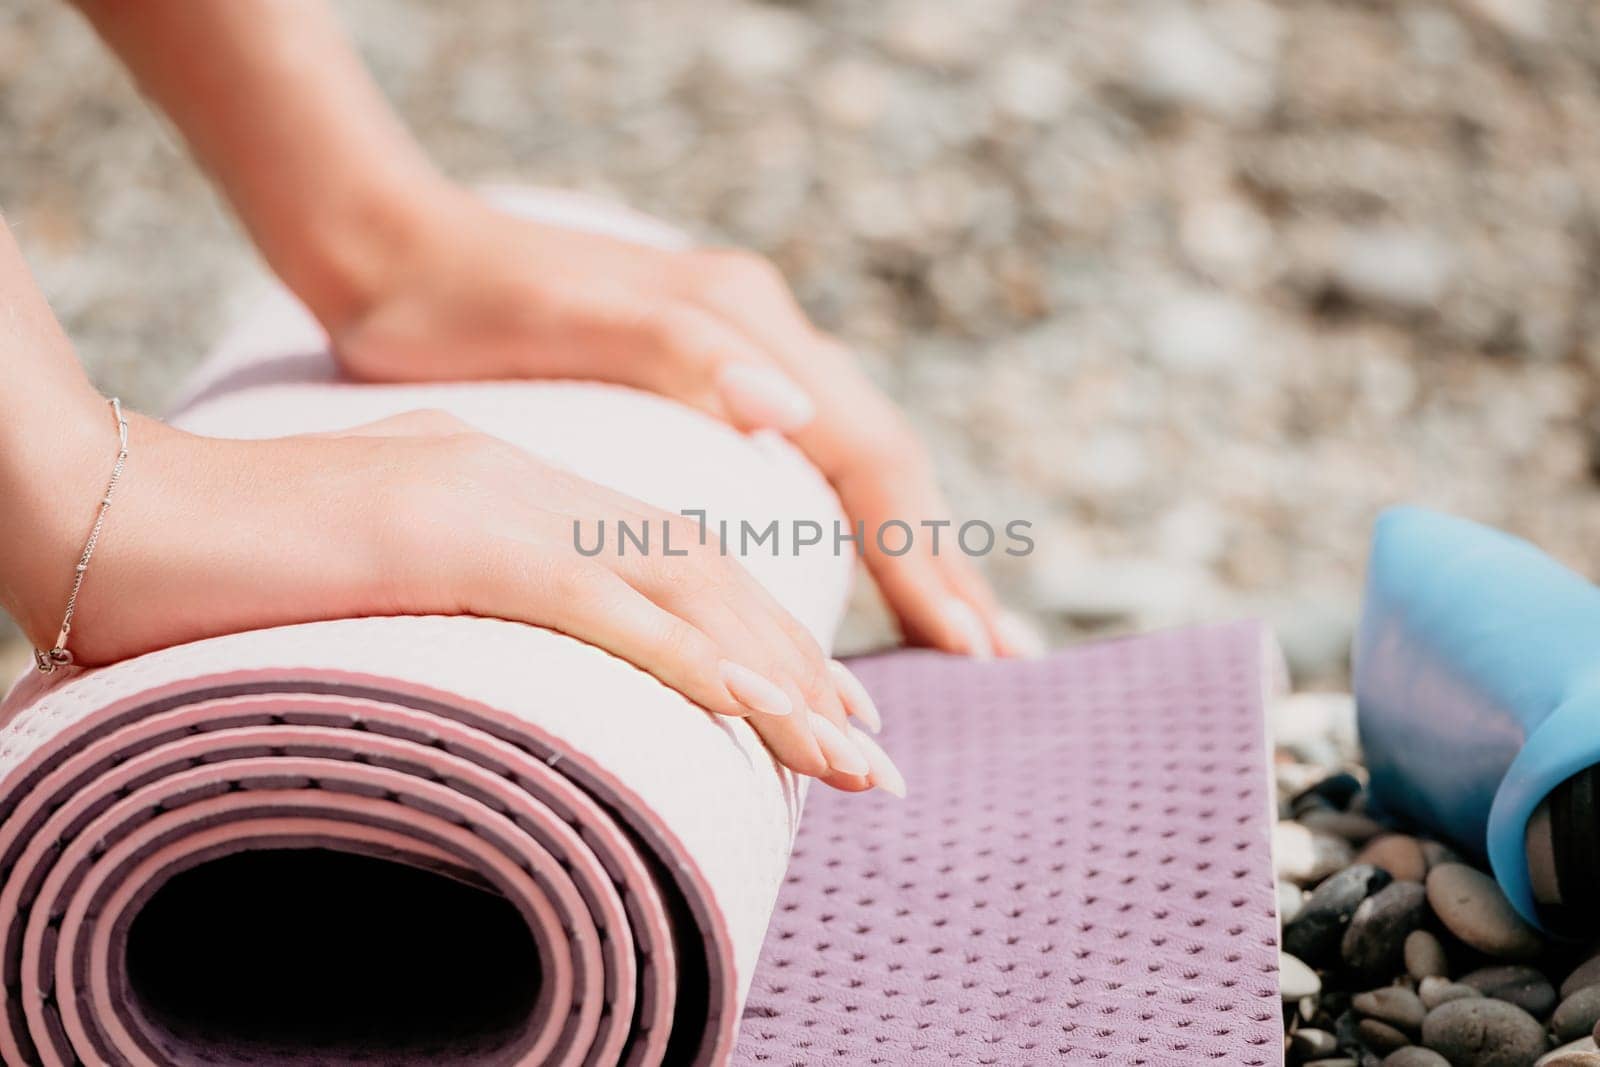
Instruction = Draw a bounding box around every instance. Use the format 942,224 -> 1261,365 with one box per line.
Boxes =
0,191 -> 854,1067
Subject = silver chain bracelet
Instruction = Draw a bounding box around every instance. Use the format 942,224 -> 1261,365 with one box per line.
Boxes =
34,397 -> 129,674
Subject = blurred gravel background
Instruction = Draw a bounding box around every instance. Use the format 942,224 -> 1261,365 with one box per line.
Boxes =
4,0 -> 1600,684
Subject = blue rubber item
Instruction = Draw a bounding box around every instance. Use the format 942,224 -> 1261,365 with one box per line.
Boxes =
1355,505 -> 1600,934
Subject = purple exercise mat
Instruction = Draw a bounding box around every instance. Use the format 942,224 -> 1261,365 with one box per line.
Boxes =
736,621 -> 1283,1066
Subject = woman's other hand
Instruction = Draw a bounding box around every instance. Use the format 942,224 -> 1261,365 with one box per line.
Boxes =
314,190 -> 1041,661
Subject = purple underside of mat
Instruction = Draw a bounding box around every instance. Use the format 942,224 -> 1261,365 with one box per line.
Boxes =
736,620 -> 1283,1067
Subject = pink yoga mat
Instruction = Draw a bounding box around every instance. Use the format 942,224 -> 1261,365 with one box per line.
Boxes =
736,624 -> 1285,1066
0,191 -> 1285,1066
0,190 -> 853,1066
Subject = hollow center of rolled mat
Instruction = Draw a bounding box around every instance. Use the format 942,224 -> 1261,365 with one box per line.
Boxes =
124,848 -> 541,1062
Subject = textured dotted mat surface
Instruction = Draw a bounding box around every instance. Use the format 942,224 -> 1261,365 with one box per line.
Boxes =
736,621 -> 1283,1066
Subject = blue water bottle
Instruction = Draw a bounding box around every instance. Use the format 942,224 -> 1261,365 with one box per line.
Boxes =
1355,506 -> 1600,935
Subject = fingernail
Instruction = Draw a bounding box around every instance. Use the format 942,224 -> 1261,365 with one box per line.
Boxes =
848,724 -> 908,798
720,661 -> 793,717
828,660 -> 882,734
995,610 -> 1048,659
717,364 -> 815,432
942,598 -> 994,661
809,711 -> 871,776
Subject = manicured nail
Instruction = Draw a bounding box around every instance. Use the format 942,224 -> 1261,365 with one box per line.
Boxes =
942,598 -> 994,660
720,661 -> 793,717
848,724 -> 908,798
828,660 -> 882,733
809,712 -> 871,777
995,610 -> 1048,659
717,364 -> 815,432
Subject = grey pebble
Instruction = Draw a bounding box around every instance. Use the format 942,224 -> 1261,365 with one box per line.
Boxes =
1550,985 -> 1600,1042
1342,881 -> 1428,982
1459,964 -> 1557,1017
1538,1054 -> 1600,1067
1290,1026 -> 1340,1058
1420,997 -> 1546,1067
1418,976 -> 1481,1010
1302,809 -> 1388,844
1286,864 -> 1393,966
1359,835 -> 1429,884
1383,1049 -> 1451,1067
1355,986 -> 1427,1033
1425,864 -> 1543,960
1562,955 -> 1600,999
1359,1018 -> 1412,1053
1404,930 -> 1449,981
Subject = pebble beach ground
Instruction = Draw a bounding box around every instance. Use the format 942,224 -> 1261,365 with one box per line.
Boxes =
1275,692 -> 1600,1067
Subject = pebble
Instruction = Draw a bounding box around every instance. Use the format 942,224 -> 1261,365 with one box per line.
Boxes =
1281,951 -> 1322,1000
1404,930 -> 1449,981
1284,864 -> 1393,965
1342,881 -> 1429,982
1538,1038 -> 1600,1065
1460,964 -> 1558,1017
1290,1027 -> 1339,1059
1279,880 -> 1306,925
1550,986 -> 1600,1042
1296,771 -> 1365,811
1420,998 -> 1546,1067
1276,820 -> 1358,886
1418,977 -> 1481,1010
1302,809 -> 1388,845
1360,1017 -> 1412,1053
1354,986 -> 1427,1034
1562,956 -> 1600,999
1384,1049 -> 1451,1067
1359,835 -> 1429,884
1425,864 -> 1544,960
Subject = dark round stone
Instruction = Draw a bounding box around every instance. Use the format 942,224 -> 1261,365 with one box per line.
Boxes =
1353,986 -> 1426,1034
1341,881 -> 1428,983
1359,1018 -> 1411,1053
1295,771 -> 1364,811
1459,964 -> 1557,1018
1382,1048 -> 1451,1067
1285,864 -> 1394,966
1563,954 -> 1600,999
1403,929 -> 1449,981
1420,998 -> 1545,1067
1551,985 -> 1600,1042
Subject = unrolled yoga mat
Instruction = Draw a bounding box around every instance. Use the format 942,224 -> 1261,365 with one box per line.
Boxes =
735,622 -> 1285,1067
0,190 -> 854,1066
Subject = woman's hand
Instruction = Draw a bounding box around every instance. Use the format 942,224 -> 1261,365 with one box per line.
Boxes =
18,409 -> 902,796
316,190 -> 1041,660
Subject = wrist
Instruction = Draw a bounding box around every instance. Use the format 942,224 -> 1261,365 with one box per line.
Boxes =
0,398 -> 148,652
271,168 -> 464,341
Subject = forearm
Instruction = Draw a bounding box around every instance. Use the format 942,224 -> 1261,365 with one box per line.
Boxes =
0,217 -> 130,645
72,0 -> 452,332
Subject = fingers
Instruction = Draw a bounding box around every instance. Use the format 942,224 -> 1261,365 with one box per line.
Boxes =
627,303 -> 814,433
619,542 -> 871,783
675,250 -> 1026,660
